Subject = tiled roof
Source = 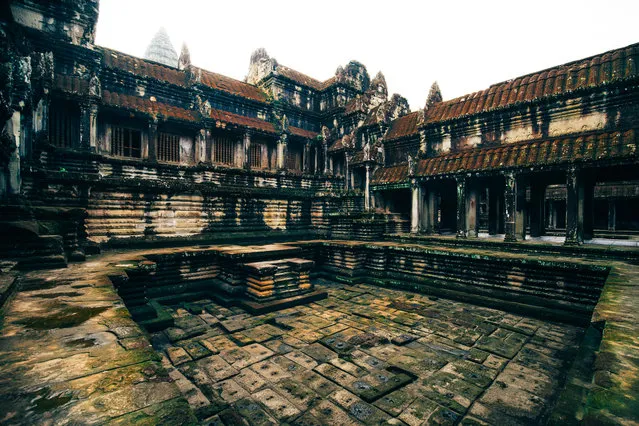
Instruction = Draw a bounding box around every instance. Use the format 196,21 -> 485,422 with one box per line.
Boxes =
209,109 -> 276,134
277,65 -> 324,90
321,76 -> 337,90
102,91 -> 198,122
196,68 -> 268,103
385,111 -> 421,141
328,134 -> 353,152
101,47 -> 187,87
54,74 -> 89,95
425,43 -> 639,124
372,129 -> 638,185
290,126 -> 318,139
371,163 -> 408,185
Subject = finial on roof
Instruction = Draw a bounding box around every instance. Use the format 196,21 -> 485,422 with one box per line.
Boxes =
178,43 -> 191,70
144,27 -> 178,67
425,81 -> 443,110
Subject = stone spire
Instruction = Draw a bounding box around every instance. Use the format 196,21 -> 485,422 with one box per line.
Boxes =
178,43 -> 191,70
368,71 -> 388,109
144,27 -> 178,68
425,81 -> 443,110
246,48 -> 277,85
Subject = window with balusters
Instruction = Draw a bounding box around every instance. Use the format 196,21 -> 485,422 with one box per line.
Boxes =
158,132 -> 180,162
49,100 -> 80,148
249,142 -> 265,169
111,126 -> 142,158
213,136 -> 235,165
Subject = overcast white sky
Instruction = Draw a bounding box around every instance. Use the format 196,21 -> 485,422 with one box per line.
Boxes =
95,0 -> 638,111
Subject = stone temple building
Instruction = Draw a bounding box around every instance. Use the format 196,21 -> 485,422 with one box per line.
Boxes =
0,1 -> 638,425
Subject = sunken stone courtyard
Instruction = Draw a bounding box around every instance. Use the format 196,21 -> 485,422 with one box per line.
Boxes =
1,1 -> 639,425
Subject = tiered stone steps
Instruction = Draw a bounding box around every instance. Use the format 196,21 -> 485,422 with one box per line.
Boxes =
243,258 -> 314,300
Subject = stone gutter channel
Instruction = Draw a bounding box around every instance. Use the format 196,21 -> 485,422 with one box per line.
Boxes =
0,241 -> 637,424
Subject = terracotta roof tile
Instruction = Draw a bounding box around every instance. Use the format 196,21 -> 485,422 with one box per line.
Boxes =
102,91 -> 198,122
371,163 -> 408,185
329,134 -> 350,152
101,47 -> 186,87
372,129 -> 638,185
209,109 -> 276,134
385,111 -> 421,141
290,126 -> 318,139
276,65 -> 324,90
423,43 -> 639,125
196,67 -> 268,103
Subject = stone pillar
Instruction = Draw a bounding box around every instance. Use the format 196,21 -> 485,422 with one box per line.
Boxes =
314,145 -> 319,174
147,120 -> 158,162
515,175 -> 527,240
565,166 -> 584,245
344,154 -> 350,191
277,134 -> 286,170
79,103 -> 92,149
411,181 -> 420,233
89,104 -> 98,151
322,142 -> 328,174
303,141 -> 310,173
423,185 -> 435,234
364,163 -> 371,211
243,131 -> 251,170
33,95 -> 49,134
608,199 -> 616,231
195,129 -> 207,163
504,172 -> 517,242
456,176 -> 467,238
6,111 -> 22,195
466,182 -> 479,238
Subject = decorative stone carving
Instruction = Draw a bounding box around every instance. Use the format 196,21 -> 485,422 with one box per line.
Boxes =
407,154 -> 415,177
196,95 -> 211,118
88,72 -> 101,98
246,48 -> 277,85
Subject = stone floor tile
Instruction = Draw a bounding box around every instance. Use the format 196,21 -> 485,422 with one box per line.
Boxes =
253,387 -> 301,420
166,346 -> 193,366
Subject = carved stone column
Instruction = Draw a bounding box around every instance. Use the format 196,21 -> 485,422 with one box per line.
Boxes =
195,129 -> 207,163
322,141 -> 328,174
303,140 -> 310,173
503,172 -> 517,242
456,176 -> 467,238
344,153 -> 350,191
410,180 -> 420,233
243,131 -> 251,170
364,163 -> 371,211
277,134 -> 287,170
565,166 -> 584,245
147,119 -> 158,162
79,103 -> 91,150
89,104 -> 98,151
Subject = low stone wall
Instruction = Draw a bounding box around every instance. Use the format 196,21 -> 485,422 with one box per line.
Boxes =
300,241 -> 610,325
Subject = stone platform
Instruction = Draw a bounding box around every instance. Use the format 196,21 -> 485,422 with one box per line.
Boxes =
0,242 -> 638,424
